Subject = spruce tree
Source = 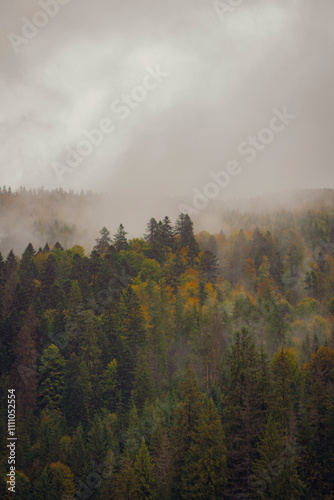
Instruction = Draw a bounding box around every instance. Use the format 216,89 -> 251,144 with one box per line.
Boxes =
251,416 -> 304,499
115,452 -> 136,499
114,224 -> 128,252
134,437 -> 157,499
38,344 -> 66,411
94,226 -> 112,255
175,213 -> 199,259
171,367 -> 203,498
70,423 -> 87,477
188,398 -> 227,498
222,328 -> 264,498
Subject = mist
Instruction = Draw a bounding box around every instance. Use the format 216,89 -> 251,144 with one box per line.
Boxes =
1,0 -> 334,244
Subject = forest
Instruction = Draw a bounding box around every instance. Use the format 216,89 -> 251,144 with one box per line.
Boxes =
1,190 -> 334,499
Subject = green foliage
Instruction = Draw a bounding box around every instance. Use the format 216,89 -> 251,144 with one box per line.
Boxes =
252,416 -> 304,499
2,207 -> 334,498
133,438 -> 157,499
38,344 -> 66,411
188,398 -> 227,498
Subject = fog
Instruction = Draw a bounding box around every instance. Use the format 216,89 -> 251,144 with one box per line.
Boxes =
1,0 -> 334,240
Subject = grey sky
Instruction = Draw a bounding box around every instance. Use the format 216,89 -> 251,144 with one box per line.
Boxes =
1,0 -> 334,233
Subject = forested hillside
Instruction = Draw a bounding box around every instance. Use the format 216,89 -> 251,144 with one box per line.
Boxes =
1,200 -> 334,498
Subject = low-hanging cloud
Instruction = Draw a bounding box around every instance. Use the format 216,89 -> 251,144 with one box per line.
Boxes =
1,0 -> 334,238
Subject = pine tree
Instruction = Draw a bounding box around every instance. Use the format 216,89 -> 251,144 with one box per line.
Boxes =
251,416 -> 304,499
54,241 -> 64,251
133,437 -> 157,499
87,414 -> 110,464
94,226 -> 112,255
13,305 -> 38,416
175,213 -> 199,259
43,242 -> 51,253
18,244 -> 38,305
99,358 -> 120,412
115,452 -> 137,499
152,424 -> 171,499
269,347 -> 300,438
145,218 -> 158,244
162,216 -> 175,250
64,353 -> 92,429
70,423 -> 87,477
188,398 -> 227,498
114,224 -> 128,252
171,367 -> 203,498
2,250 -> 19,316
38,408 -> 63,463
33,467 -> 51,500
121,287 -> 145,357
38,344 -> 66,411
222,328 -> 264,498
123,403 -> 141,458
132,350 -> 155,411
301,346 -> 334,496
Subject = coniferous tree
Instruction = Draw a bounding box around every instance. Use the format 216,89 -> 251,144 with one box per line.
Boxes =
188,398 -> 227,499
114,224 -> 128,252
222,328 -> 264,499
175,213 -> 199,259
251,416 -> 304,499
64,353 -> 92,429
145,218 -> 158,244
13,305 -> 38,416
38,344 -> 66,411
133,437 -> 157,499
70,423 -> 87,477
171,367 -> 203,498
115,452 -> 136,500
269,347 -> 300,438
87,414 -> 110,464
94,226 -> 112,255
162,216 -> 175,250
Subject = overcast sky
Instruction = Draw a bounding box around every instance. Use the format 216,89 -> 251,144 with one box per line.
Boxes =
1,0 -> 334,229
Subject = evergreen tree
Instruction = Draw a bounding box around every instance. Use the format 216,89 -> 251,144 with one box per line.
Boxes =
251,416 -> 304,499
171,367 -> 203,498
175,213 -> 199,259
162,215 -> 175,250
269,347 -> 300,438
188,398 -> 227,499
133,437 -> 157,499
132,350 -> 155,411
115,452 -> 136,499
152,425 -> 171,499
2,249 -> 19,316
38,408 -> 63,463
43,242 -> 51,253
99,358 -> 120,412
70,423 -> 87,477
87,414 -> 110,464
222,328 -> 264,498
63,354 -> 92,429
114,224 -> 128,252
13,305 -> 38,415
94,226 -> 112,255
54,242 -> 64,251
38,344 -> 66,411
145,218 -> 158,244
